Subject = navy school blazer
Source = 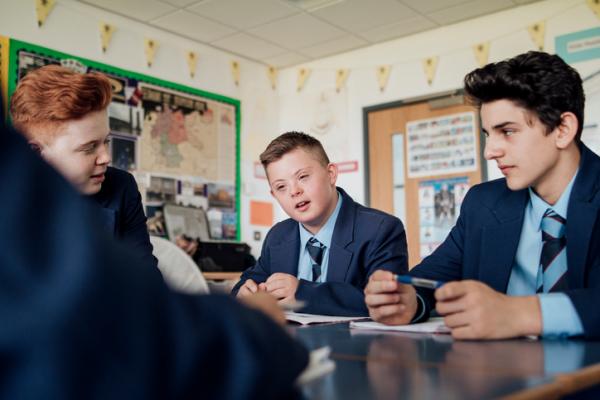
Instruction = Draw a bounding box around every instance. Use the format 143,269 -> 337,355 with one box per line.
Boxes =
411,143 -> 600,338
0,125 -> 308,400
89,166 -> 158,269
232,187 -> 408,316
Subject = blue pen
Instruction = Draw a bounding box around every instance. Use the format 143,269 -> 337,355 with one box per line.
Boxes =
395,274 -> 445,289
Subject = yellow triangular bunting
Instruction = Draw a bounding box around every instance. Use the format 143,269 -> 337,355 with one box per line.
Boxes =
376,65 -> 390,92
35,0 -> 56,27
335,69 -> 349,92
231,60 -> 240,86
422,57 -> 438,86
144,38 -> 158,67
297,68 -> 310,92
587,0 -> 600,19
186,51 -> 197,78
473,42 -> 490,67
527,21 -> 546,51
267,66 -> 277,90
99,23 -> 116,53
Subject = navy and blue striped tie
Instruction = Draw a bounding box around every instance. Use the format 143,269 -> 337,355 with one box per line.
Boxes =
536,209 -> 567,293
307,238 -> 325,282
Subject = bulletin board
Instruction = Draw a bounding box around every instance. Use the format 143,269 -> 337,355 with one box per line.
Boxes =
364,92 -> 485,267
0,36 -> 8,118
5,38 -> 242,240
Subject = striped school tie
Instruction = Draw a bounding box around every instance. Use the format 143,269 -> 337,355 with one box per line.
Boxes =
306,237 -> 326,282
536,209 -> 568,293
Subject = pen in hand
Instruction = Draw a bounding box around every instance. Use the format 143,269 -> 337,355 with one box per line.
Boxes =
395,274 -> 445,290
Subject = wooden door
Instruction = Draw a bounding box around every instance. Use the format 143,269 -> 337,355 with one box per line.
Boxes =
366,95 -> 484,267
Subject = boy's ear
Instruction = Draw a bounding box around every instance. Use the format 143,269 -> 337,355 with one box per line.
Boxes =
28,139 -> 44,155
555,112 -> 579,149
327,162 -> 338,185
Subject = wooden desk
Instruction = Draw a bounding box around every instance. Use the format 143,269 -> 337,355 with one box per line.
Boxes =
202,272 -> 241,281
291,323 -> 600,399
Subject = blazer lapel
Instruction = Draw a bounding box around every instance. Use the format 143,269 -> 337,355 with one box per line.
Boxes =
478,189 -> 528,292
270,224 -> 300,275
326,188 -> 355,282
566,144 -> 600,288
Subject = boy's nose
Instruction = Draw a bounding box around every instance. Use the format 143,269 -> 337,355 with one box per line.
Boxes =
484,137 -> 503,160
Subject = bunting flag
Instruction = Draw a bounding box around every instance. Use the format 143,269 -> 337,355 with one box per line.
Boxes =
267,66 -> 277,90
297,68 -> 310,92
186,51 -> 197,78
35,0 -> 56,27
99,22 -> 116,53
231,60 -> 240,86
335,69 -> 349,92
144,38 -> 158,67
587,0 -> 600,20
422,56 -> 438,86
376,65 -> 390,92
473,42 -> 490,67
527,21 -> 546,51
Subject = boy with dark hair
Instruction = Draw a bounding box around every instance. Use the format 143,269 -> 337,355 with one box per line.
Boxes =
10,65 -> 156,268
365,51 -> 600,339
233,131 -> 408,316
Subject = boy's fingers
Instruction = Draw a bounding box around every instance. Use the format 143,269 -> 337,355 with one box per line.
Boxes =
365,293 -> 401,307
364,279 -> 398,295
370,269 -> 395,282
435,281 -> 468,301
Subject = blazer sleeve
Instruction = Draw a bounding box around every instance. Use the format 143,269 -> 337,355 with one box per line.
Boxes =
295,215 -> 408,316
231,229 -> 273,295
564,258 -> 600,338
120,172 -> 158,269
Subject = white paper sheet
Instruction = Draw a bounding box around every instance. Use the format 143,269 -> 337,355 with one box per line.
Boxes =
350,317 -> 451,334
285,312 -> 367,325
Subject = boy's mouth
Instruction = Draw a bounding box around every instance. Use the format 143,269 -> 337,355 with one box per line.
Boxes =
295,200 -> 310,210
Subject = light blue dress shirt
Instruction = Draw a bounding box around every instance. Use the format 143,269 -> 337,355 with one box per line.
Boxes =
507,170 -> 584,337
297,191 -> 343,283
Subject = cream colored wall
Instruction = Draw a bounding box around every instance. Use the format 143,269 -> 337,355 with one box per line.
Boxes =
276,0 -> 600,204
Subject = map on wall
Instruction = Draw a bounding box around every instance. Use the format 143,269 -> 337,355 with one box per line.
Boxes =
7,39 -> 241,240
138,84 -> 236,182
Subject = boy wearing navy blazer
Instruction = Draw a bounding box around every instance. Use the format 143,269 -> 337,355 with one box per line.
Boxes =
233,132 -> 408,316
10,65 -> 156,269
366,51 -> 600,339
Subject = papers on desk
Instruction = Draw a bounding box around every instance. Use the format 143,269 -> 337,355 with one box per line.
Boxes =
296,346 -> 335,385
285,312 -> 368,325
350,317 -> 451,334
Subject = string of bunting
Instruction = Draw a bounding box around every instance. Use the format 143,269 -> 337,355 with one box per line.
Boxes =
34,0 -> 595,89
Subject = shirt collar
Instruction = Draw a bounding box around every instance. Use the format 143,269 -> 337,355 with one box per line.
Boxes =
299,190 -> 342,249
528,169 -> 578,231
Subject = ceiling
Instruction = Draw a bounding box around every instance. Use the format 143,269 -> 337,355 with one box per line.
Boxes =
79,0 -> 541,68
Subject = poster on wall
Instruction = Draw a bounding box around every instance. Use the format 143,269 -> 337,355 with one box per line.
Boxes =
418,176 -> 469,259
7,39 -> 242,239
406,112 -> 477,178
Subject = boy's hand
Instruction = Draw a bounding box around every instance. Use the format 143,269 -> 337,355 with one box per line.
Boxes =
265,273 -> 299,302
435,280 -> 542,339
238,292 -> 286,326
364,270 -> 418,325
237,279 -> 266,297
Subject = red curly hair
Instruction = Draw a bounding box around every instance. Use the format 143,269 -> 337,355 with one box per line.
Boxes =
10,65 -> 112,143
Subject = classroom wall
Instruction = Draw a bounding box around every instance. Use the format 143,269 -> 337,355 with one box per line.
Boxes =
2,0 -> 600,257
276,0 -> 600,204
0,0 -> 279,256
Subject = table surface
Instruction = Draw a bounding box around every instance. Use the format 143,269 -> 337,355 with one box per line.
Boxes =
291,322 -> 600,400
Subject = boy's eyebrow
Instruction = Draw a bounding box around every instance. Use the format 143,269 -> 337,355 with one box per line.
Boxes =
492,121 -> 517,130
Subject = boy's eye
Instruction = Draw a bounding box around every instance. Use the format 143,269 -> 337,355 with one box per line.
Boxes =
104,138 -> 111,146
503,129 -> 515,136
483,131 -> 489,138
299,174 -> 308,180
275,185 -> 286,191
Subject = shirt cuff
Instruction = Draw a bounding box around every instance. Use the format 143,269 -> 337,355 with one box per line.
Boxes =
411,293 -> 427,323
538,293 -> 584,337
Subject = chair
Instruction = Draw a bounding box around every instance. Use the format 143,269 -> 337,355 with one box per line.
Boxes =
150,236 -> 209,294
